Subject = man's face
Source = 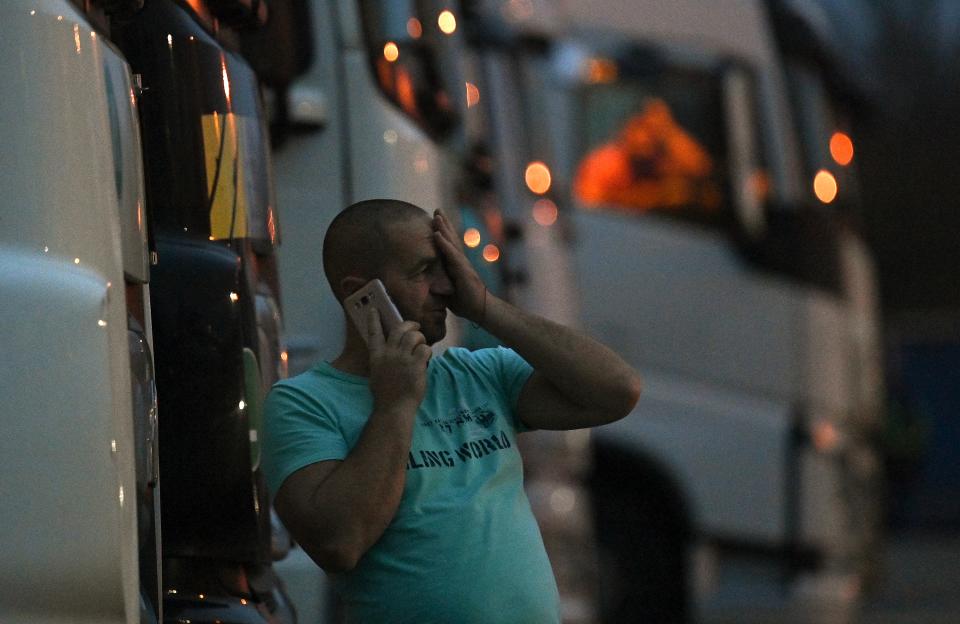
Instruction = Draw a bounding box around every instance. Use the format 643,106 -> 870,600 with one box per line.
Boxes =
378,216 -> 453,344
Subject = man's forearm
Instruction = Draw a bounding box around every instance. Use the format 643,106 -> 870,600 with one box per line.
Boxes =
481,293 -> 642,418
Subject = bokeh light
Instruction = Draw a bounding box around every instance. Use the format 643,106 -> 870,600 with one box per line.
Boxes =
532,199 -> 559,226
466,82 -> 480,108
438,10 -> 457,34
482,244 -> 500,262
464,228 -> 481,248
814,169 -> 838,204
830,132 -> 854,166
383,42 -> 399,62
407,17 -> 422,39
525,161 -> 552,195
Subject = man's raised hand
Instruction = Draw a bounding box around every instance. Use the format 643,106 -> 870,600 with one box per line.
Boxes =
366,308 -> 431,413
432,209 -> 487,324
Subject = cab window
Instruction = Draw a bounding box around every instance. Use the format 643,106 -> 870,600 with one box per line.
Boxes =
359,0 -> 459,140
571,56 -> 736,229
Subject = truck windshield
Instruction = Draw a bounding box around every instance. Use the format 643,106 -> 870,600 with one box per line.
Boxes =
116,10 -> 278,247
359,0 -> 459,140
572,65 -> 732,225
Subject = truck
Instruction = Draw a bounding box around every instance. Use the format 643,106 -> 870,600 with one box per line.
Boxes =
1,1 -> 299,621
270,0 -> 471,376
459,0 -> 885,621
1,2 -> 160,620
264,0 -> 473,619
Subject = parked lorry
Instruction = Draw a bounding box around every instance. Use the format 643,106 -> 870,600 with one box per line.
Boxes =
460,0 -> 885,621
264,0 -> 470,619
2,0 -> 885,622
1,1 -> 298,621
270,0 -> 467,376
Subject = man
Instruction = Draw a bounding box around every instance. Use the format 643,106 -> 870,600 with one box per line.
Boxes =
263,199 -> 642,623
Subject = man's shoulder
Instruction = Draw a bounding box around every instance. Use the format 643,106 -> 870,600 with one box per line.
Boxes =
271,365 -> 324,395
435,345 -> 516,365
269,362 -> 365,403
265,363 -> 372,432
432,346 -> 530,384
433,346 -> 501,373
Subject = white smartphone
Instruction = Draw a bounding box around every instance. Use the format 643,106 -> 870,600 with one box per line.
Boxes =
344,279 -> 404,343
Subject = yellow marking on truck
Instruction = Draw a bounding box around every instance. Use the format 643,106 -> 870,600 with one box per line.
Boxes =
202,112 -> 249,240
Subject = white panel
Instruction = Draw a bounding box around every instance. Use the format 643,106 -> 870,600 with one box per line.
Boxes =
274,0 -> 349,372
335,0 -> 363,50
572,210 -> 803,401
559,0 -> 776,65
1,2 -> 139,621
596,368 -> 791,540
344,50 -> 451,214
799,292 -> 851,414
103,54 -> 149,283
0,253 -> 133,622
0,3 -> 124,276
798,450 -> 846,551
520,219 -> 581,327
480,53 -> 580,326
840,232 -> 885,427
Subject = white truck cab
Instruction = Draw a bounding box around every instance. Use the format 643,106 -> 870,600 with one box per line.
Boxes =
2,1 -> 299,622
272,0 -> 467,376
1,2 -> 157,621
461,0 -> 884,620
267,1 -> 471,619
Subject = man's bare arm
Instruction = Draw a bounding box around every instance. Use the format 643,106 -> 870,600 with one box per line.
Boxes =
432,211 -> 642,430
273,314 -> 430,573
273,402 -> 414,572
483,295 -> 642,430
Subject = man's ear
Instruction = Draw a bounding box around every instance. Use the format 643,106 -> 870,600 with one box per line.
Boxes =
340,276 -> 368,301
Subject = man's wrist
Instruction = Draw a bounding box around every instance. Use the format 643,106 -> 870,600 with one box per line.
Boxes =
470,287 -> 488,329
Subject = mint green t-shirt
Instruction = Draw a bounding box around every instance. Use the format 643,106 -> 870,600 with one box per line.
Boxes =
262,347 -> 561,624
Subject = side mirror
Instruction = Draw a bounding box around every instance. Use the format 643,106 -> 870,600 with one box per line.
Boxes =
737,200 -> 845,295
268,84 -> 327,148
287,84 -> 329,129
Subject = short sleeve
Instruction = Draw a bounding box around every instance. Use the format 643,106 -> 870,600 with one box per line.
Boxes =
466,347 -> 535,431
261,382 -> 349,496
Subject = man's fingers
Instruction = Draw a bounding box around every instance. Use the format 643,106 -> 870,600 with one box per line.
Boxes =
433,210 -> 459,246
432,225 -> 456,254
433,212 -> 475,272
414,343 -> 433,363
386,320 -> 421,347
433,229 -> 471,271
366,307 -> 385,352
399,329 -> 427,354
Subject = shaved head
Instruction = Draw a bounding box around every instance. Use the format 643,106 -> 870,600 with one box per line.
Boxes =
323,199 -> 431,301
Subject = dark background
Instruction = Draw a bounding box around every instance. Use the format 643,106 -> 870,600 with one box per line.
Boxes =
848,0 -> 960,531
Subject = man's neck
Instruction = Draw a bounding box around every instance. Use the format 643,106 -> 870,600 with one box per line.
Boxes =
330,327 -> 370,377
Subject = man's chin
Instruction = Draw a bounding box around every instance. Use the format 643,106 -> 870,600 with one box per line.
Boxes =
422,309 -> 447,345
425,324 -> 447,346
